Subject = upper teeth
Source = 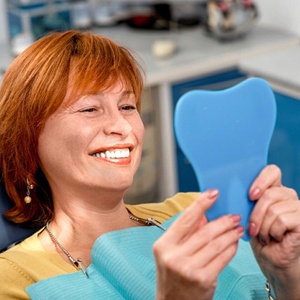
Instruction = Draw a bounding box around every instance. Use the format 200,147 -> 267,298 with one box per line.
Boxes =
93,148 -> 130,159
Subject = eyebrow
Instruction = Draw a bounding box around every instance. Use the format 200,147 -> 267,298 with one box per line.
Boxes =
90,90 -> 134,97
122,90 -> 134,95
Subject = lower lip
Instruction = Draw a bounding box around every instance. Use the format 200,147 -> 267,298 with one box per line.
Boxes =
98,157 -> 131,165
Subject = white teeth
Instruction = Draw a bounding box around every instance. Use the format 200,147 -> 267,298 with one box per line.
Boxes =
105,150 -> 111,159
93,148 -> 130,159
115,150 -> 120,158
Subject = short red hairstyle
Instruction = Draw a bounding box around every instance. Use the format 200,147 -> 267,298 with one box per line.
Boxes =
0,30 -> 145,225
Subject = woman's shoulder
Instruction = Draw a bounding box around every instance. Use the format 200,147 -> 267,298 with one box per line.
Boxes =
0,232 -> 38,260
0,229 -> 74,287
0,229 -> 46,264
126,192 -> 200,223
0,257 -> 33,299
0,233 -> 41,300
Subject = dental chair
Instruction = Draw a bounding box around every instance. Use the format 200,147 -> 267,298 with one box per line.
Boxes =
0,179 -> 39,252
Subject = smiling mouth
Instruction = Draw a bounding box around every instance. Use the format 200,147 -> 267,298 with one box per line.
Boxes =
92,148 -> 130,159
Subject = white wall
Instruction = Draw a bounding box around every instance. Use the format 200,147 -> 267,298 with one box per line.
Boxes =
255,0 -> 300,37
0,0 -> 8,43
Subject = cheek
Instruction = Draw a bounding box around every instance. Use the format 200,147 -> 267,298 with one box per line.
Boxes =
135,117 -> 145,144
37,120 -> 93,170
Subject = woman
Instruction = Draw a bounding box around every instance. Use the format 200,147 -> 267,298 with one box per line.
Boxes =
0,30 -> 299,299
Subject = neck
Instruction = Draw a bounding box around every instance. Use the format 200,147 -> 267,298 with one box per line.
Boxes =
53,185 -> 132,228
39,193 -> 135,267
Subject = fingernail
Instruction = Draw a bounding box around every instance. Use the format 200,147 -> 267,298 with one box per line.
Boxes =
248,222 -> 257,237
230,214 -> 241,225
250,187 -> 260,199
205,189 -> 219,200
235,225 -> 244,235
259,235 -> 267,246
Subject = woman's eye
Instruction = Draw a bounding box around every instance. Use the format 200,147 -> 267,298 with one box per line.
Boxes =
80,107 -> 97,113
121,105 -> 136,111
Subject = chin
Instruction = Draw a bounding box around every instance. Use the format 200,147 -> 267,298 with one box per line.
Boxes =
110,178 -> 134,192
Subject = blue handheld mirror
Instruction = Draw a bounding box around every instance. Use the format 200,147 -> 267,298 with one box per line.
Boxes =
174,78 -> 276,240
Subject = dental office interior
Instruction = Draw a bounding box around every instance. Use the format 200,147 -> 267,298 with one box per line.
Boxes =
0,0 -> 299,205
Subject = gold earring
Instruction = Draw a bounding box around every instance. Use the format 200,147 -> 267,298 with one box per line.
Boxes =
24,178 -> 34,204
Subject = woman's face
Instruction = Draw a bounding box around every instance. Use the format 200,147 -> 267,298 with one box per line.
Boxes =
38,81 -> 144,196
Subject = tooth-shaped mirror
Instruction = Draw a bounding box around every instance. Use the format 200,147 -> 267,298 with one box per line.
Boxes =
174,77 -> 276,241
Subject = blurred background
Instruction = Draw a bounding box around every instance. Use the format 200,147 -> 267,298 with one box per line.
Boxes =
0,1 -> 299,205
1,1 -> 300,45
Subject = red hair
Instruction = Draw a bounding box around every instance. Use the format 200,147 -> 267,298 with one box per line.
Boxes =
0,30 -> 145,225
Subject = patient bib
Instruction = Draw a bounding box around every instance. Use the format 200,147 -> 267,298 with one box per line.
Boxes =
27,214 -> 266,299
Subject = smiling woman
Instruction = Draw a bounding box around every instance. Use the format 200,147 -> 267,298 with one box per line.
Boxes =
0,31 -> 144,226
0,30 -> 300,300
37,81 -> 144,202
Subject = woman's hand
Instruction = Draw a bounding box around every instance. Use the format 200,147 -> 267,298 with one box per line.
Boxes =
153,190 -> 244,300
248,165 -> 300,299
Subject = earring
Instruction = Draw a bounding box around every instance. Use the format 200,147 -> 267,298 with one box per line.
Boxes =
24,178 -> 34,204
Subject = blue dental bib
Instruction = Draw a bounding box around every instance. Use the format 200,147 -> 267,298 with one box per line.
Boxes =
27,214 -> 265,299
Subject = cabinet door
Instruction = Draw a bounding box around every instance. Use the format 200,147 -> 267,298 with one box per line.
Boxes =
172,69 -> 247,192
268,92 -> 300,196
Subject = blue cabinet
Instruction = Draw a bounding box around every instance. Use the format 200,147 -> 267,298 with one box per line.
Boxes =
172,71 -> 300,197
268,92 -> 300,195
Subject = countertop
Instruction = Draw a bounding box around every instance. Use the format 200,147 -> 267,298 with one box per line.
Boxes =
238,45 -> 300,96
90,24 -> 299,86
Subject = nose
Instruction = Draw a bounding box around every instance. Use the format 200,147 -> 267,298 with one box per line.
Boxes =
102,110 -> 132,137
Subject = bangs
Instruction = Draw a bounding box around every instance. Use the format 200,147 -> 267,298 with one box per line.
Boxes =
64,35 -> 144,112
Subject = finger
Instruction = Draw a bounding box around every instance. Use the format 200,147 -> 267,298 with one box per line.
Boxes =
248,186 -> 296,238
200,242 -> 239,279
177,214 -> 242,257
269,204 -> 300,242
183,233 -> 241,283
249,165 -> 282,200
259,200 -> 297,243
162,189 -> 219,244
192,225 -> 243,269
258,200 -> 299,244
